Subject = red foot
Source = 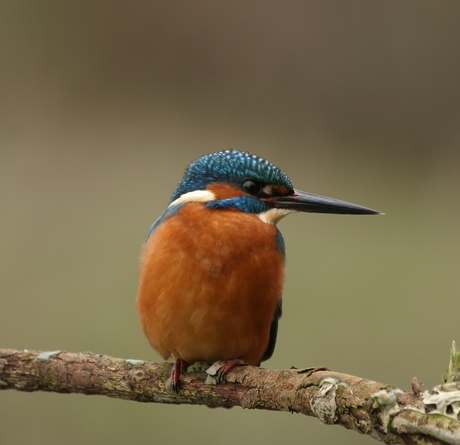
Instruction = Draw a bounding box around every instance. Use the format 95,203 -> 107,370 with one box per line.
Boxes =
216,358 -> 245,383
170,359 -> 189,393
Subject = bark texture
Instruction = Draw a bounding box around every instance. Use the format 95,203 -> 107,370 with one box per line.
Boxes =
1,348 -> 459,444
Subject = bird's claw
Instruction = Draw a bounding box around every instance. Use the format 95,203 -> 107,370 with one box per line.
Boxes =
166,358 -> 189,393
206,358 -> 246,384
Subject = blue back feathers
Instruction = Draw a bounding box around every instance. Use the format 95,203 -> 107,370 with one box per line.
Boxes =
169,149 -> 294,203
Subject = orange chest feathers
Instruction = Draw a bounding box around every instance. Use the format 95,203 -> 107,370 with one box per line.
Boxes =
136,202 -> 285,365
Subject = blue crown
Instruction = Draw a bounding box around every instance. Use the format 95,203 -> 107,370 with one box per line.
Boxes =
169,149 -> 293,203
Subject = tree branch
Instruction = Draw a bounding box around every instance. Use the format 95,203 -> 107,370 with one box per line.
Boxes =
1,347 -> 459,444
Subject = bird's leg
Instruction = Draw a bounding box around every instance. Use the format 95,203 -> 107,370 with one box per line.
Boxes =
214,358 -> 246,383
168,358 -> 189,393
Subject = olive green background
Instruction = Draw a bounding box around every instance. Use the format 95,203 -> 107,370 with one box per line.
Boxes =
1,2 -> 459,444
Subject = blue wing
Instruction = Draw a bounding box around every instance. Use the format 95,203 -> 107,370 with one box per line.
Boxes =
260,301 -> 282,363
259,227 -> 285,363
145,204 -> 184,239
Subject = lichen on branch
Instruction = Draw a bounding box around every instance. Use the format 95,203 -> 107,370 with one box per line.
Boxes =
1,348 -> 459,444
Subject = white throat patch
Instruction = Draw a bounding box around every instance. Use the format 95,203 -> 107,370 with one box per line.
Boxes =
258,208 -> 293,225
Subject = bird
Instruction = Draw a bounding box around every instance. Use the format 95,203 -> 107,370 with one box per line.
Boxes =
137,149 -> 380,392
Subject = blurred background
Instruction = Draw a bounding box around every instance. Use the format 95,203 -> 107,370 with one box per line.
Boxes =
1,1 -> 460,444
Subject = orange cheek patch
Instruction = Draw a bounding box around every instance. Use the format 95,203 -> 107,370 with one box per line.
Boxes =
270,185 -> 291,196
206,182 -> 243,199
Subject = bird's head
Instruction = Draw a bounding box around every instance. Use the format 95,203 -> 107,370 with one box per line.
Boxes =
168,149 -> 380,224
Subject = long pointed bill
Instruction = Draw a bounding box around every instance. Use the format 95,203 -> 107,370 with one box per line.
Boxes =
268,189 -> 381,215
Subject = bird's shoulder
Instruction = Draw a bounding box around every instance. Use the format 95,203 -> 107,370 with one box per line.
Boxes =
146,201 -> 285,255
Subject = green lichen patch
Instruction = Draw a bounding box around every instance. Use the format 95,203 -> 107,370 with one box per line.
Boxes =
443,341 -> 460,384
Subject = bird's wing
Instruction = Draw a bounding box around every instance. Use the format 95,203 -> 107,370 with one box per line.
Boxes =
145,204 -> 184,239
260,299 -> 282,363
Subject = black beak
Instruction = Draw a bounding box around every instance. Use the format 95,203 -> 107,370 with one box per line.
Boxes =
267,189 -> 381,215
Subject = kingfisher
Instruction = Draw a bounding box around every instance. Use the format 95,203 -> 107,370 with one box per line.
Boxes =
137,149 -> 380,392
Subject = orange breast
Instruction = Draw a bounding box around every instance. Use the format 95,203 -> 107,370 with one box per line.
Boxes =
136,203 -> 284,365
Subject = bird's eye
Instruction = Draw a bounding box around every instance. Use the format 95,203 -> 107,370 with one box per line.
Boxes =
242,179 -> 262,195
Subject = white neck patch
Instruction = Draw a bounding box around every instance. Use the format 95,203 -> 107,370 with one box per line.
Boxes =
168,190 -> 216,208
258,208 -> 293,225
